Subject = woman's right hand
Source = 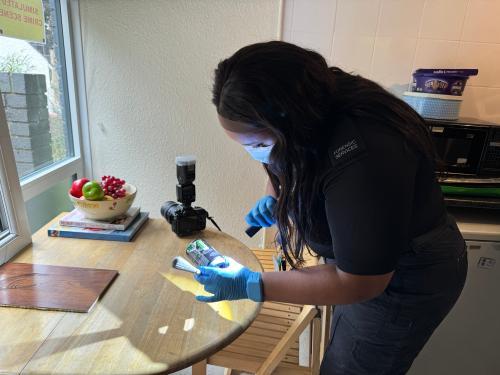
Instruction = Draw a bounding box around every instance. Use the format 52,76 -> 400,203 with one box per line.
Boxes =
245,195 -> 277,227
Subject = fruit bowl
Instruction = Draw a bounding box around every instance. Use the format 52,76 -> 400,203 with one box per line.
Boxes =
69,183 -> 137,220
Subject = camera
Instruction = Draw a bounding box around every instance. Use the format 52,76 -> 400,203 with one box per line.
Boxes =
161,156 -> 220,237
161,201 -> 209,237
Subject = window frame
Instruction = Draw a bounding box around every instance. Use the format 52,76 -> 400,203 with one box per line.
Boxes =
19,0 -> 92,202
0,96 -> 31,264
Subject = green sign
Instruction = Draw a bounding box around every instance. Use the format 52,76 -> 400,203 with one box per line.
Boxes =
0,0 -> 45,43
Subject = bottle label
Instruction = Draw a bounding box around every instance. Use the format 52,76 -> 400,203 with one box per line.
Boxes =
186,239 -> 224,267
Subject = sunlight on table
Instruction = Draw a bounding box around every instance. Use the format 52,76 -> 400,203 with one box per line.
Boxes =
160,272 -> 234,321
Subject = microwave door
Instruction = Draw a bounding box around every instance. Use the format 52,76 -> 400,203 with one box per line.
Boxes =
431,126 -> 487,175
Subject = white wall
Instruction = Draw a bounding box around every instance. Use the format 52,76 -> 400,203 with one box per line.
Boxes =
79,0 -> 281,247
283,0 -> 500,123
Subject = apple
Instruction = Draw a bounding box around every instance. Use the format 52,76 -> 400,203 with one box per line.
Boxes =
70,178 -> 90,198
82,181 -> 105,201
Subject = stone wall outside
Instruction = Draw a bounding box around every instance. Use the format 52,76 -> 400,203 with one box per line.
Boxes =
0,72 -> 53,178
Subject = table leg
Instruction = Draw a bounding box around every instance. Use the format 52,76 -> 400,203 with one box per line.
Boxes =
192,359 -> 207,375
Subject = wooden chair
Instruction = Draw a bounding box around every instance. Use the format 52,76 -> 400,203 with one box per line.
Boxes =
192,248 -> 332,375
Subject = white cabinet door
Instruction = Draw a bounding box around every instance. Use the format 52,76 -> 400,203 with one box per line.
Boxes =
0,96 -> 31,264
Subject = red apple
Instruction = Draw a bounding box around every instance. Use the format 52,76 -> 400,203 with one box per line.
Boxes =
70,178 -> 90,198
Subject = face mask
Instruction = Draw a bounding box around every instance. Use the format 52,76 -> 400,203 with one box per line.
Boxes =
244,144 -> 274,164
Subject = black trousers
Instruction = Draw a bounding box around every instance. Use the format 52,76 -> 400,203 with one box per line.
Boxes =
321,214 -> 468,375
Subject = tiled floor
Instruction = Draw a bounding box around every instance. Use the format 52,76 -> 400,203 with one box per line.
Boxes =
171,364 -> 223,375
170,365 -> 230,375
172,365 -> 252,375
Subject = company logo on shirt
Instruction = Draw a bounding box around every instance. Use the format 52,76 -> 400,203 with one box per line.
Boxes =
332,139 -> 359,160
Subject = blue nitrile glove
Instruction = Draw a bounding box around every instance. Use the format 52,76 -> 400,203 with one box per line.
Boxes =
245,195 -> 277,227
194,257 -> 263,303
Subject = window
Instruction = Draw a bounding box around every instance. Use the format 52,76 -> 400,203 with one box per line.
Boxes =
1,0 -> 74,178
0,0 -> 90,203
0,192 -> 8,240
0,0 -> 90,238
0,98 -> 31,264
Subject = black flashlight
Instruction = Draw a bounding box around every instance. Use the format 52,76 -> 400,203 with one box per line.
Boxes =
245,225 -> 261,238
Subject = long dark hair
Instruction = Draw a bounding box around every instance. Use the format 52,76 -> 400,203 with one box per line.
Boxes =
212,41 -> 435,268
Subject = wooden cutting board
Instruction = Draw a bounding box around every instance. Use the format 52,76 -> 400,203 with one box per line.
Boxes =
0,263 -> 118,312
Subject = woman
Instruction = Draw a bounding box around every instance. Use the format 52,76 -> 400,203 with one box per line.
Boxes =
194,41 -> 467,374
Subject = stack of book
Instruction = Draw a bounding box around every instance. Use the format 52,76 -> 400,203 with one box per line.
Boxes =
48,207 -> 149,242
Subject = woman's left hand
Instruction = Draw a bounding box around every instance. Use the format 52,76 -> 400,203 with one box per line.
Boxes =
194,257 -> 262,303
245,195 -> 277,227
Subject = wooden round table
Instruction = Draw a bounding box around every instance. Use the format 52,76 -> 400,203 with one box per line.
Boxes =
1,216 -> 263,374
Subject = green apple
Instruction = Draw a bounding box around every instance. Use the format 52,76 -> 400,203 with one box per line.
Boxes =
82,181 -> 105,201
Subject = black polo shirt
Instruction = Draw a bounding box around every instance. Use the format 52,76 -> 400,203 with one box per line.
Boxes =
307,116 -> 446,275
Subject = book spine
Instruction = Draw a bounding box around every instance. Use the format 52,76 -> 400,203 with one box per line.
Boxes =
59,220 -> 125,231
48,229 -> 129,242
128,214 -> 149,240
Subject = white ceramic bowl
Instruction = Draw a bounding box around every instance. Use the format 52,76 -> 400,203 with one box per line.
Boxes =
69,183 -> 137,220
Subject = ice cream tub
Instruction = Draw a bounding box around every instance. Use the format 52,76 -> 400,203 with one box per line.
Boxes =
411,69 -> 478,96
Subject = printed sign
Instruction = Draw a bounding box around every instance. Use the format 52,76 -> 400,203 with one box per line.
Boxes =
0,0 -> 45,43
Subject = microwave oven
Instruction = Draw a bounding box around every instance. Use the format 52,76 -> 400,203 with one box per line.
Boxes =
426,118 -> 500,209
426,118 -> 500,178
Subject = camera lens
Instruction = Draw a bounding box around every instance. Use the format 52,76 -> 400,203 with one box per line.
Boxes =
160,201 -> 180,223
